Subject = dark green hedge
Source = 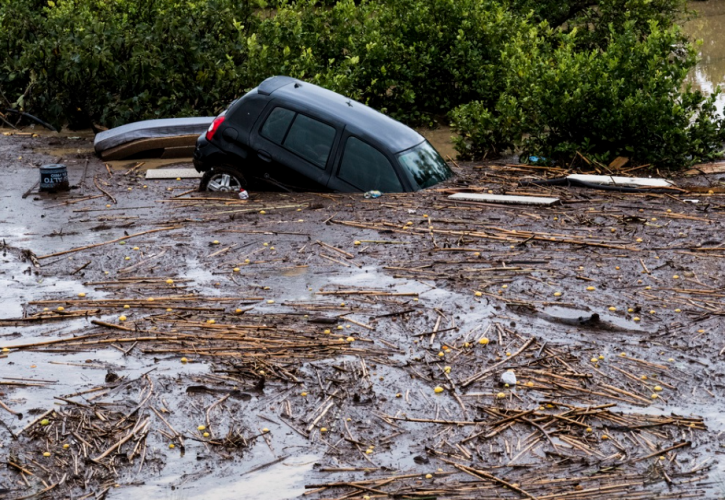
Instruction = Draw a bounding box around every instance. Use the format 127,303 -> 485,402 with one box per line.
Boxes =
1,0 -> 722,168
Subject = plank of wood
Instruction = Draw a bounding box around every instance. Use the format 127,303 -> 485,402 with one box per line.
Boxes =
145,168 -> 203,179
448,193 -> 559,206
684,162 -> 725,176
566,174 -> 673,187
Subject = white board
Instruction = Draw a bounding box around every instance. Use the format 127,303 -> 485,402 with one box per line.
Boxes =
567,174 -> 673,187
145,168 -> 203,179
448,193 -> 559,206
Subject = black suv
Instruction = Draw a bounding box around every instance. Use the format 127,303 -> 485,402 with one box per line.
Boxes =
193,76 -> 453,193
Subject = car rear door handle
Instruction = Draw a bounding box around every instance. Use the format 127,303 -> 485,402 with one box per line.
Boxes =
258,150 -> 272,162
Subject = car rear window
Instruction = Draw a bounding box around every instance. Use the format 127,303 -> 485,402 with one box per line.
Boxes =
283,114 -> 336,169
338,137 -> 403,192
397,141 -> 453,189
260,107 -> 295,144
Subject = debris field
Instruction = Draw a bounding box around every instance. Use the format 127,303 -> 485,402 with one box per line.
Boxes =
1,132 -> 725,499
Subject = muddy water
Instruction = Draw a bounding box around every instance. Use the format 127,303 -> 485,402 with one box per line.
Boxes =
687,1 -> 725,114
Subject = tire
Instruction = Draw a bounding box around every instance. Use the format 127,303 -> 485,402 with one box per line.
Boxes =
199,166 -> 247,192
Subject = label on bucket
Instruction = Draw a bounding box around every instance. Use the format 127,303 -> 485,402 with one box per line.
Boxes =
39,164 -> 70,191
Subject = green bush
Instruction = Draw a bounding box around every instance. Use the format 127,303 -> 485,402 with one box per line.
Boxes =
451,20 -> 725,168
1,0 -> 722,169
246,0 -> 519,126
1,0 -> 256,129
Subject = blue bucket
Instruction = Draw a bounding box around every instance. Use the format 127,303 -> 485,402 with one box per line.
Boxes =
39,164 -> 69,191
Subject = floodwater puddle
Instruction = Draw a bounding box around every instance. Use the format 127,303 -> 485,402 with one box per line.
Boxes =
541,305 -> 646,332
0,253 -> 92,318
115,452 -> 322,500
686,1 -> 725,115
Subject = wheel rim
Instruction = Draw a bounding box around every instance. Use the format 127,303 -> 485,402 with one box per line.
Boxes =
207,172 -> 242,192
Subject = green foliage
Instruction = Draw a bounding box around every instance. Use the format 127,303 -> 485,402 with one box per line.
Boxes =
1,0 -> 722,168
508,0 -> 690,38
451,20 -> 725,168
1,0 -> 256,128
246,0 -> 520,126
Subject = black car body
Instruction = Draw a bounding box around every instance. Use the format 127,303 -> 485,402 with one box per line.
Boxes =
193,76 -> 453,193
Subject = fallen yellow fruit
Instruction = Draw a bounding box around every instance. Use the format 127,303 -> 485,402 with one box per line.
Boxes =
479,337 -> 489,345
496,392 -> 506,399
198,425 -> 206,431
119,315 -> 127,321
180,357 -> 188,363
434,386 -> 444,394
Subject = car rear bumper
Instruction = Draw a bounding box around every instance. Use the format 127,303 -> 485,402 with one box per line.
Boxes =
193,134 -> 220,172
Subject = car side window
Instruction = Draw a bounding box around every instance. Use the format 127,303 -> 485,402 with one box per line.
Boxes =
283,114 -> 336,169
338,137 -> 403,192
260,107 -> 295,145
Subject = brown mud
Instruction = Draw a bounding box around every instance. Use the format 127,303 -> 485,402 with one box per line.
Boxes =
2,130 -> 725,499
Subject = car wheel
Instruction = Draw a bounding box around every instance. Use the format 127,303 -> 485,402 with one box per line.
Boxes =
199,166 -> 246,192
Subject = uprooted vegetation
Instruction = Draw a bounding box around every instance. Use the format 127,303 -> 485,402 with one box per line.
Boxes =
2,130 -> 725,497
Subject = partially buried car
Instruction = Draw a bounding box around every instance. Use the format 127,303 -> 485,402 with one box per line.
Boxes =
193,76 -> 453,193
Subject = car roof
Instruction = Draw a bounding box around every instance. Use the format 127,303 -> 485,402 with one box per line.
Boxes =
258,76 -> 424,153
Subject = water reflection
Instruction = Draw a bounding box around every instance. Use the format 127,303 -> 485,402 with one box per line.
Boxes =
686,1 -> 725,114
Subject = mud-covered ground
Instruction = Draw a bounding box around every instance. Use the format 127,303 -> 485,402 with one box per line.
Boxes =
2,130 -> 725,499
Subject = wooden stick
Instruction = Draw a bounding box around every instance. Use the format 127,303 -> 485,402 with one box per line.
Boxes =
94,175 -> 116,204
631,441 -> 690,462
454,463 -> 539,499
37,226 -> 179,259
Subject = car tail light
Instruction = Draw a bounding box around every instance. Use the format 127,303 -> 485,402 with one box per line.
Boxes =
206,115 -> 226,141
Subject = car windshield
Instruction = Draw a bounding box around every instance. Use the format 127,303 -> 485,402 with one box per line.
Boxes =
397,141 -> 453,189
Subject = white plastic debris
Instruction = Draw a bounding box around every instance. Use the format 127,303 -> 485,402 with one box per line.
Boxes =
566,174 -> 674,188
501,370 -> 517,386
238,189 -> 249,200
448,193 -> 559,206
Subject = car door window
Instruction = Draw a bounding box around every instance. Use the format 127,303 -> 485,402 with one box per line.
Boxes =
282,114 -> 336,169
338,137 -> 402,192
260,107 -> 295,144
